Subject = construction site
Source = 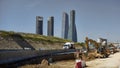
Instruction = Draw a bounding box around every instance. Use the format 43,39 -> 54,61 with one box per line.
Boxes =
50,37 -> 120,68
33,37 -> 120,68
1,0 -> 120,68
0,31 -> 120,68
17,37 -> 120,68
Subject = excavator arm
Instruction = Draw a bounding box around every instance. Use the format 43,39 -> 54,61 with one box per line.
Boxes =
85,37 -> 99,52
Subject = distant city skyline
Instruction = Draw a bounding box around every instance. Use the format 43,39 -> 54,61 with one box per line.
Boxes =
0,0 -> 120,43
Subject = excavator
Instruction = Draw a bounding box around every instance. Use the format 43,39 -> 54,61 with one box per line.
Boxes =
85,37 -> 110,58
108,43 -> 118,54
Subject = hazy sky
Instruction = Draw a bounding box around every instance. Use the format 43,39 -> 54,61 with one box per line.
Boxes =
0,0 -> 120,43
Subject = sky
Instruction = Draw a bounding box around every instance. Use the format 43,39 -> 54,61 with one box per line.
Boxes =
0,0 -> 120,43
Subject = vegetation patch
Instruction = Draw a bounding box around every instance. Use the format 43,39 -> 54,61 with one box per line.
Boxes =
0,30 -> 70,43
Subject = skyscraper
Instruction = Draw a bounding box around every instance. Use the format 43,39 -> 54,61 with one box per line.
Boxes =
62,12 -> 69,39
47,16 -> 54,36
36,16 -> 43,35
68,10 -> 77,42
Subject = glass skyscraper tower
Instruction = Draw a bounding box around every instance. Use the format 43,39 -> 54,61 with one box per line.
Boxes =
47,16 -> 54,36
68,10 -> 77,42
36,16 -> 43,35
62,12 -> 69,39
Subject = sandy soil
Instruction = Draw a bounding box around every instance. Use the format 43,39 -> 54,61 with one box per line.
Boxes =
86,52 -> 120,68
54,52 -> 120,68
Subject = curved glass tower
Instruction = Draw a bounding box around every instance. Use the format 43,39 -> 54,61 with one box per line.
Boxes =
68,10 -> 77,42
62,12 -> 69,39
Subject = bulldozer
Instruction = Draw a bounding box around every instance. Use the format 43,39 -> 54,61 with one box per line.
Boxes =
85,37 -> 110,58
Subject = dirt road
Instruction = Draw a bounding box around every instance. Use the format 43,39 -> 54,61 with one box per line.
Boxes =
54,52 -> 120,68
86,52 -> 120,68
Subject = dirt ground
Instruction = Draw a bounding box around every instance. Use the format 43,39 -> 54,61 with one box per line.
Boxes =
86,52 -> 120,68
53,52 -> 120,68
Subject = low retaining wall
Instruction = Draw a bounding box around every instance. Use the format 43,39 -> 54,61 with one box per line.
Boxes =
0,49 -> 76,65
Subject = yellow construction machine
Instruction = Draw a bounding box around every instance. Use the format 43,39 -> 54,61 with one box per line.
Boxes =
108,43 -> 118,54
85,37 -> 110,58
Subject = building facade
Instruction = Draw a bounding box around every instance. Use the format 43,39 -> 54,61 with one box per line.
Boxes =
47,16 -> 54,36
68,10 -> 77,42
36,16 -> 43,35
62,12 -> 69,39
